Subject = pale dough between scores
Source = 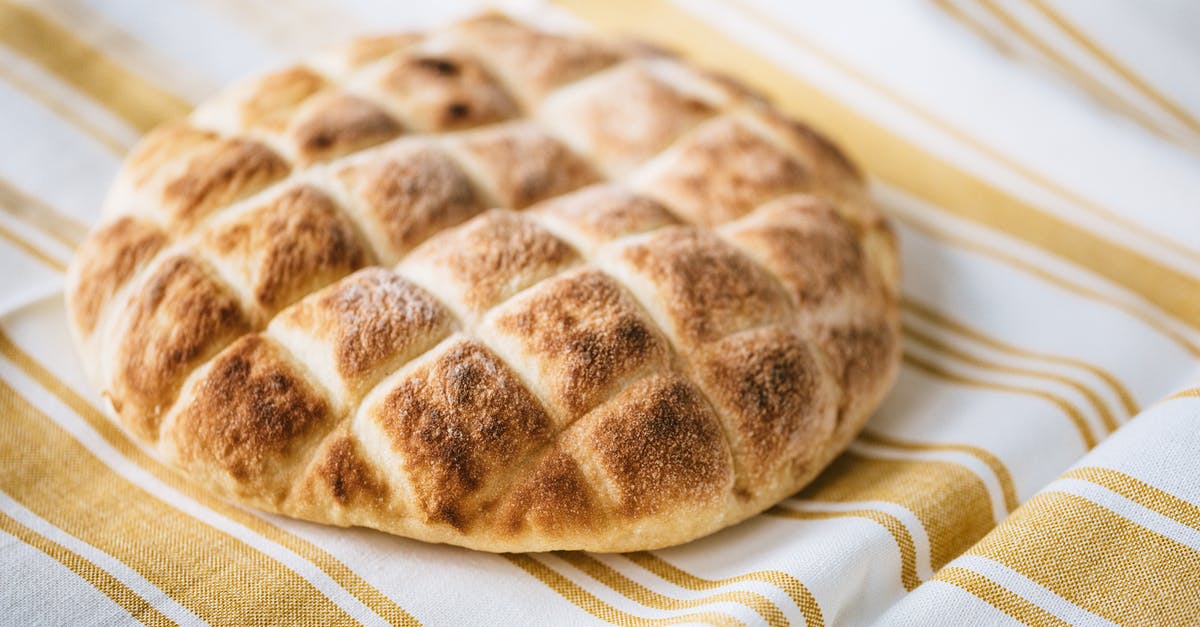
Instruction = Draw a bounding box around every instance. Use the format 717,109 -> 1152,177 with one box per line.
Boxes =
65,12 -> 900,552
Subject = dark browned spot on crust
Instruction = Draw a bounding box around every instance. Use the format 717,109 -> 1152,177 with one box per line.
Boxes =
125,123 -> 220,186
343,33 -> 420,68
496,449 -> 599,535
546,63 -> 716,171
161,138 -> 290,232
291,92 -> 402,164
411,210 -> 579,312
444,12 -> 622,101
377,52 -> 519,131
280,267 -> 452,389
375,339 -> 553,530
620,227 -> 789,345
238,66 -> 328,129
580,375 -> 731,516
534,185 -> 681,245
71,217 -> 167,335
699,326 -> 834,489
493,269 -> 667,417
112,255 -> 250,441
640,118 -> 810,226
172,335 -> 334,496
817,320 -> 900,421
337,144 -> 484,259
313,435 -> 388,506
455,124 -> 599,208
728,196 -> 868,307
203,185 -> 367,314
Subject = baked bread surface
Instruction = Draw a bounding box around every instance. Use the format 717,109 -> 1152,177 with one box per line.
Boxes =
66,13 -> 900,552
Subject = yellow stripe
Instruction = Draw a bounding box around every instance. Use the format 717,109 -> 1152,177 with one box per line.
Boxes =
555,0 -> 1200,331
968,490 -> 1200,624
503,554 -> 737,626
974,0 -> 1185,145
767,505 -> 921,591
903,297 -> 1138,416
623,552 -> 824,627
724,0 -> 1200,281
902,352 -> 1098,449
0,331 -> 421,627
0,176 -> 88,249
935,565 -> 1070,627
0,378 -> 357,625
556,553 -> 783,626
892,210 -> 1200,358
0,220 -> 67,271
858,431 -> 1019,514
903,323 -> 1119,433
931,0 -> 1019,55
1164,387 -> 1200,401
0,509 -> 176,626
0,62 -> 131,155
0,0 -> 190,131
1064,467 -> 1200,532
1025,0 -> 1200,137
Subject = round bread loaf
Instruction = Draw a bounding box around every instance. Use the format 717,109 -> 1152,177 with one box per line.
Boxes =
65,13 -> 900,552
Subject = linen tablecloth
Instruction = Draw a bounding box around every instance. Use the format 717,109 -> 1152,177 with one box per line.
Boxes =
1,0 -> 1198,624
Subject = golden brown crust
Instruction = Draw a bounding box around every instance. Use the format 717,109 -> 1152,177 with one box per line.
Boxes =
69,14 -> 900,553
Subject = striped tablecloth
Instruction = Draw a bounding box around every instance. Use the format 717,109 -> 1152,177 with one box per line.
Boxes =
1,0 -> 1198,625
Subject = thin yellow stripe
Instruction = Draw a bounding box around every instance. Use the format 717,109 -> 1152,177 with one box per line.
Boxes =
0,220 -> 67,271
975,0 -> 1185,145
1025,0 -> 1200,136
903,351 -> 1098,448
767,505 -> 921,591
623,552 -> 824,627
935,565 -> 1070,627
892,209 -> 1200,358
0,176 -> 88,249
1164,387 -> 1200,401
0,63 -> 131,155
858,430 -> 1019,514
503,554 -> 738,626
0,509 -> 176,627
902,297 -> 1139,416
0,331 -> 421,627
969,490 -> 1200,624
1064,467 -> 1200,532
556,553 -> 784,626
931,0 -> 1019,55
0,378 -> 358,625
554,0 -> 1200,332
725,0 -> 1200,278
903,323 -> 1119,433
0,0 -> 190,132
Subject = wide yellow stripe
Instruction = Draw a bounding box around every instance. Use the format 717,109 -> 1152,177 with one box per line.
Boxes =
903,324 -> 1119,433
935,566 -> 1069,627
727,0 -> 1200,272
0,176 -> 88,249
503,554 -> 738,626
0,509 -> 175,627
0,220 -> 67,272
892,210 -> 1200,358
1025,0 -> 1200,137
0,330 -> 421,626
902,352 -> 1098,449
556,552 -> 784,627
799,451 -> 996,573
0,62 -> 131,156
767,505 -> 921,591
623,552 -> 824,627
0,378 -> 357,625
968,490 -> 1200,624
1064,467 -> 1200,532
555,0 -> 1200,331
858,431 -> 1019,514
0,0 -> 189,132
902,297 -> 1139,416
